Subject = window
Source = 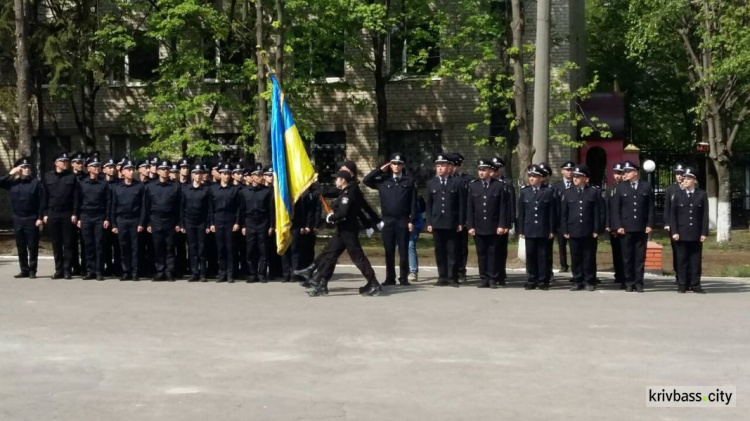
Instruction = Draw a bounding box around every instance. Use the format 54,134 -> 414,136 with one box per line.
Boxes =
109,134 -> 152,159
127,32 -> 159,83
388,21 -> 440,76
311,132 -> 346,184
387,130 -> 442,186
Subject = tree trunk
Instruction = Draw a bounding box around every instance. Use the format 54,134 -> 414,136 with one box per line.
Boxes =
705,155 -> 718,231
373,32 -> 388,164
255,0 -> 270,164
274,0 -> 284,86
14,0 -> 33,158
531,0 -> 550,163
714,159 -> 732,243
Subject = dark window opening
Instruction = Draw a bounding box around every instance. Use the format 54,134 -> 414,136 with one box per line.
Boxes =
128,32 -> 159,82
386,130 -> 442,186
312,131 -> 346,184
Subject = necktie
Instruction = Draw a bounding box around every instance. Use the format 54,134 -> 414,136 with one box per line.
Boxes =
578,188 -> 582,194
688,192 -> 693,199
441,178 -> 446,186
394,177 -> 400,183
533,188 -> 538,196
483,182 -> 488,189
566,182 -> 570,189
631,183 -> 637,190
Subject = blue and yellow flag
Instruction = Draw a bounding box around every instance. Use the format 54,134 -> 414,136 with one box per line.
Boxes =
270,74 -> 317,255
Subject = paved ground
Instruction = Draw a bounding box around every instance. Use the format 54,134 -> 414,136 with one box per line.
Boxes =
0,258 -> 748,420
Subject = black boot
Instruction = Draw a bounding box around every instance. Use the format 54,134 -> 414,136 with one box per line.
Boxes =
308,277 -> 328,297
293,263 -> 317,282
361,280 -> 382,296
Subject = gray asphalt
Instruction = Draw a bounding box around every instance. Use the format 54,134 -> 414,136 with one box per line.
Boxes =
0,259 -> 748,420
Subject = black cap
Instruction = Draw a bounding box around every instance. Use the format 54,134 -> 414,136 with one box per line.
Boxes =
71,152 -> 85,163
389,153 -> 404,164
170,164 -> 179,172
14,157 -> 31,167
477,158 -> 493,168
561,161 -> 576,170
334,170 -> 353,182
150,157 -> 160,166
178,158 -> 190,168
537,162 -> 551,177
158,160 -> 171,170
454,153 -> 464,165
121,160 -> 136,170
340,160 -> 357,175
212,161 -> 222,170
683,167 -> 697,178
612,162 -> 624,173
491,157 -> 505,169
86,157 -> 102,167
103,158 -> 116,168
55,151 -> 70,162
674,163 -> 686,174
251,164 -> 264,175
572,165 -> 591,178
263,166 -> 274,175
117,156 -> 129,166
191,163 -> 205,173
527,164 -> 543,176
622,161 -> 639,171
445,153 -> 459,166
434,154 -> 450,164
218,163 -> 232,173
138,159 -> 150,169
232,163 -> 244,173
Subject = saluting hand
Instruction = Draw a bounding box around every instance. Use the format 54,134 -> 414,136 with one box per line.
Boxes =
380,162 -> 391,171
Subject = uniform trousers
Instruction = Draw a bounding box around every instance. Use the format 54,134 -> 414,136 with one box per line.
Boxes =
675,241 -> 703,287
432,229 -> 458,281
475,234 -> 499,285
569,236 -> 596,286
151,221 -> 177,277
46,214 -> 75,275
115,217 -> 139,276
381,218 -> 410,282
525,237 -> 550,286
316,229 -> 377,283
621,232 -> 647,288
184,224 -> 207,277
81,214 -> 105,275
245,226 -> 269,279
14,216 -> 39,274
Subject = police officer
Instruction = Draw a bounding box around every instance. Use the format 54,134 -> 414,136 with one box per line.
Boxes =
426,154 -> 465,287
552,161 -> 576,272
42,151 -> 78,279
668,167 -> 708,294
102,159 -> 121,277
664,163 -> 686,279
466,158 -> 508,288
537,162 -> 559,282
490,157 -> 514,283
136,159 -> 155,278
449,153 -> 472,282
75,157 -> 111,280
70,151 -> 87,275
231,162 -> 247,278
606,162 -> 626,288
294,183 -> 320,281
362,152 -> 418,286
239,164 -> 274,283
210,163 -> 241,283
144,160 -> 183,281
517,164 -> 556,290
305,170 -> 382,297
110,159 -> 145,281
1,158 -> 44,278
181,163 -> 211,282
172,158 -> 191,278
137,159 -> 151,182
611,161 -> 654,293
561,165 -> 602,291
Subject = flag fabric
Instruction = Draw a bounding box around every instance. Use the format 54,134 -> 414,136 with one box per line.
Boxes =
270,74 -> 317,255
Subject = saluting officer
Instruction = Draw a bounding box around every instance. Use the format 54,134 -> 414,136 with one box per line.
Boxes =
181,163 -> 212,282
663,163 -> 686,279
143,160 -> 183,281
75,157 -> 111,280
42,151 -> 77,279
210,163 -> 241,283
110,159 -> 146,281
561,165 -> 602,291
466,158 -> 508,288
362,152 -> 418,286
517,164 -> 556,290
606,162 -> 626,288
552,161 -> 576,273
426,154 -> 466,287
490,157 -> 514,283
1,157 -> 44,279
305,170 -> 382,297
668,167 -> 708,294
610,160 -> 654,293
239,164 -> 274,283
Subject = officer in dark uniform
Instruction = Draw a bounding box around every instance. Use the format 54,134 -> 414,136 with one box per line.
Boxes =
426,154 -> 466,287
171,159 -> 191,278
668,167 -> 708,294
449,153 -> 472,282
75,157 -> 111,280
306,170 -> 382,297
41,151 -> 77,279
110,159 -> 145,281
517,164 -> 556,290
102,159 -> 121,277
552,161 -> 576,272
663,163 -> 685,279
490,157 -> 514,283
143,160 -> 182,281
362,152 -> 418,286
239,164 -> 274,283
136,159 -> 155,278
70,151 -> 87,275
1,158 -> 44,278
606,162 -> 626,288
231,162 -> 247,278
293,183 -> 320,282
536,162 -> 559,283
561,165 -> 602,291
181,163 -> 211,282
210,163 -> 241,283
610,160 -> 654,292
466,158 -> 508,288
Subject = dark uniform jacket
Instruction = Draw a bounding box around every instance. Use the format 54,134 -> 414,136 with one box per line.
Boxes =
466,178 -> 508,235
668,189 -> 709,241
517,185 -> 556,238
362,169 -> 417,223
75,177 -> 110,219
425,176 -> 466,230
239,184 -> 274,231
610,181 -> 654,232
110,181 -> 146,228
327,183 -> 365,232
1,175 -> 44,219
209,183 -> 241,227
144,180 -> 182,228
560,185 -> 602,238
663,182 -> 682,228
42,170 -> 78,218
181,183 -> 211,227
498,176 -> 516,228
320,181 -> 380,229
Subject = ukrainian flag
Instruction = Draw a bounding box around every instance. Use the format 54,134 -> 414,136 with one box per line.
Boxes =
270,74 -> 317,255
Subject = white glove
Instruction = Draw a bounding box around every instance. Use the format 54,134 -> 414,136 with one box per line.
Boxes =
326,213 -> 333,224
376,221 -> 385,231
366,228 -> 374,238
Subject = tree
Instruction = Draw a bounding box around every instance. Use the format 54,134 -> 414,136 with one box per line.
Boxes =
13,0 -> 32,157
628,0 -> 750,242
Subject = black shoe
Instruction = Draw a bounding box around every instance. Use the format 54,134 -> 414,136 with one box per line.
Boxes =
188,276 -> 199,282
120,274 -> 132,281
308,284 -> 328,297
64,272 -> 72,280
490,281 -> 499,289
570,284 -> 584,291
300,281 -> 311,288
362,283 -> 382,296
635,284 -> 644,293
216,276 -> 227,283
96,275 -> 105,281
560,267 -> 570,273
433,279 -> 448,287
477,283 -> 490,289
625,285 -> 635,292
619,283 -> 627,290
497,280 -> 506,287
52,272 -> 64,280
260,277 -> 268,283
29,272 -> 37,279
14,272 -> 30,279
677,286 -> 687,293
399,280 -> 411,286
691,285 -> 706,294
524,283 -> 536,290
538,284 -> 550,291
83,273 -> 96,280
133,276 -> 140,281
200,277 -> 207,282
586,284 -> 597,291
228,278 -> 235,283
382,279 -> 397,286
449,279 -> 460,288
293,263 -> 317,282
